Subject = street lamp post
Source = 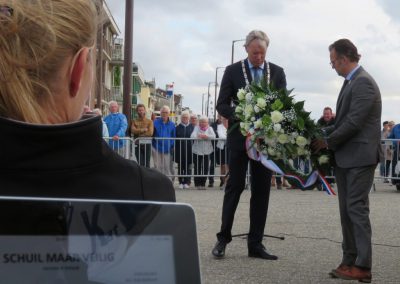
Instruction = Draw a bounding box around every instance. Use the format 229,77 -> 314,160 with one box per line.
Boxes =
214,66 -> 225,120
207,82 -> 216,117
231,39 -> 245,64
123,0 -> 134,122
201,93 -> 206,115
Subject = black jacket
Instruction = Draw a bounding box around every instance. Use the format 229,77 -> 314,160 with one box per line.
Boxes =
216,59 -> 287,151
0,115 -> 175,202
174,123 -> 194,164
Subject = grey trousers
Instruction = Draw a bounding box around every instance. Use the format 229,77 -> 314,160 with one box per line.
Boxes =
335,165 -> 375,269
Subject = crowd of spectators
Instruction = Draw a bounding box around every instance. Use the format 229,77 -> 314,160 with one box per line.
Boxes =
97,103 -> 229,190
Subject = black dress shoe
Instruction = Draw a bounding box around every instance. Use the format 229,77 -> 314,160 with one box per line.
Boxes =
212,241 -> 227,258
248,245 -> 278,260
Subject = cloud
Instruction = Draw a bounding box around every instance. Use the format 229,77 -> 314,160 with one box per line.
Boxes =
375,0 -> 400,22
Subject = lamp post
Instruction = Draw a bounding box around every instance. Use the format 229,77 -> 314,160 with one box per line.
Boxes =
231,39 -> 245,64
214,66 -> 225,120
201,93 -> 206,115
207,82 -> 216,117
123,0 -> 134,122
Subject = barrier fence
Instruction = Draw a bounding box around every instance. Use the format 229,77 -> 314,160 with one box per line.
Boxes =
105,137 -> 400,189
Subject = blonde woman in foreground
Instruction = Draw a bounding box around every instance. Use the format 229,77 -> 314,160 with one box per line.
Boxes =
0,0 -> 174,201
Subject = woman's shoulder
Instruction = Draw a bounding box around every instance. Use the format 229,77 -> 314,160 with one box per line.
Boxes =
139,167 -> 176,202
102,146 -> 175,202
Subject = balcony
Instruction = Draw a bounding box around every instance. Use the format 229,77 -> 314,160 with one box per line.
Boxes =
102,37 -> 113,60
111,86 -> 123,102
111,41 -> 124,66
102,85 -> 112,102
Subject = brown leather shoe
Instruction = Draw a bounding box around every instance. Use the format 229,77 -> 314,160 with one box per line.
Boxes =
329,264 -> 351,278
332,266 -> 372,283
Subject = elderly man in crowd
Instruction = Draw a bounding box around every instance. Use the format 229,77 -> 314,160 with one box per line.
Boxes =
104,101 -> 128,152
175,111 -> 194,189
152,105 -> 176,180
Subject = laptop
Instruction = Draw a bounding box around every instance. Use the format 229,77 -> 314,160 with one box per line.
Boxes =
0,196 -> 201,284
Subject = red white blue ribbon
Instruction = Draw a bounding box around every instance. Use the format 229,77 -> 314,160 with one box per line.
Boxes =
246,136 -> 336,195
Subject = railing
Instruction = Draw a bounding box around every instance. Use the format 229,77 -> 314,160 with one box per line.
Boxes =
379,138 -> 400,186
104,137 -> 400,190
102,85 -> 112,102
102,37 -> 112,58
111,86 -> 123,102
104,137 -> 133,160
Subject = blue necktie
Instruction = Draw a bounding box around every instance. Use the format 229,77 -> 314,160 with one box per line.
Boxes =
253,67 -> 261,84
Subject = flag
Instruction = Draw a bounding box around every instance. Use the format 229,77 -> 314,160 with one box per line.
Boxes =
166,83 -> 174,98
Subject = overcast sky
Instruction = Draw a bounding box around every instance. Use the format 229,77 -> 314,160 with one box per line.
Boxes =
107,0 -> 400,122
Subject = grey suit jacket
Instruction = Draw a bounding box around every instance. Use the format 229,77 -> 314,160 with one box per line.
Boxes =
326,66 -> 383,168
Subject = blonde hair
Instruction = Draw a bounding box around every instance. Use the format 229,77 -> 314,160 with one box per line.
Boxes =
0,0 -> 98,123
244,30 -> 269,48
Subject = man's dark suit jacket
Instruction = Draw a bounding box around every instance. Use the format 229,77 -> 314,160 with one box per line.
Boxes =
216,59 -> 287,151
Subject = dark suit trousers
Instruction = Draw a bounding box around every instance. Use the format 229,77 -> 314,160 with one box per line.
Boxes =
335,165 -> 375,269
135,144 -> 151,168
217,149 -> 272,247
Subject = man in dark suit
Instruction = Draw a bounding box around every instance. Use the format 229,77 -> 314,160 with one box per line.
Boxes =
313,39 -> 382,283
212,30 -> 287,260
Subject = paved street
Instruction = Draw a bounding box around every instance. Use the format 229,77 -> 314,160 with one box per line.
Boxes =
175,181 -> 400,284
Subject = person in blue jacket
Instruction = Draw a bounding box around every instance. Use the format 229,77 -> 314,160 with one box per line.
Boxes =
104,101 -> 128,150
388,122 -> 400,186
152,105 -> 176,180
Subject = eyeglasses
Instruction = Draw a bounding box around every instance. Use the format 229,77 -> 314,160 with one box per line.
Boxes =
329,57 -> 342,67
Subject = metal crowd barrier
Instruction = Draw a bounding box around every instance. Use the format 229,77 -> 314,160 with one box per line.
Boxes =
378,138 -> 400,189
104,137 -> 135,160
104,136 -> 400,190
134,137 -> 229,181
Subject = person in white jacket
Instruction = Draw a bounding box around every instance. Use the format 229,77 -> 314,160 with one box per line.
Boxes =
191,116 -> 216,189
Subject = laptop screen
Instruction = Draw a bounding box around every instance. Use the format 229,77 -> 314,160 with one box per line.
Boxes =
0,196 -> 201,284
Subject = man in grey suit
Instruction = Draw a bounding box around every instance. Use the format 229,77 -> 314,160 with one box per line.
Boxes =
313,39 -> 382,283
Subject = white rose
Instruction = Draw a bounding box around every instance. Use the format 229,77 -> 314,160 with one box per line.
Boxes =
273,123 -> 281,132
235,106 -> 243,113
251,116 -> 256,121
244,105 -> 253,117
296,136 -> 308,147
266,138 -> 277,147
237,88 -> 246,100
245,92 -> 253,102
277,134 -> 289,144
244,122 -> 251,131
271,110 -> 284,123
254,105 -> 260,113
256,98 -> 267,108
297,147 -> 306,155
318,155 -> 330,164
267,148 -> 276,156
254,119 -> 263,129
